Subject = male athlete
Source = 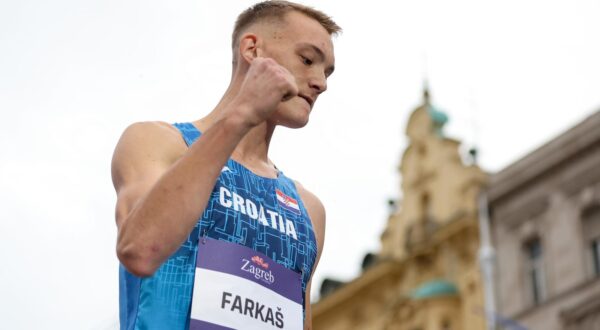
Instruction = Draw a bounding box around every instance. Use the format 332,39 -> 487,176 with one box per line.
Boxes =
111,1 -> 340,329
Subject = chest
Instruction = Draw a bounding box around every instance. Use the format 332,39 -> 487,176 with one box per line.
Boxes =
197,163 -> 317,276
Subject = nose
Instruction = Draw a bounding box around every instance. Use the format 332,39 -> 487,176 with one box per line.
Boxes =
309,71 -> 328,94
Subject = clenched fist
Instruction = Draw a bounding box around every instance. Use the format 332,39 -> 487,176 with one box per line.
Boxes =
230,57 -> 298,128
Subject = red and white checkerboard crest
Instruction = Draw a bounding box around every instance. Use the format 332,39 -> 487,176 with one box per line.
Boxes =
275,189 -> 301,215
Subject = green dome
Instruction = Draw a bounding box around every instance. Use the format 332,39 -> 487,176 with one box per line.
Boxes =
428,105 -> 449,126
426,105 -> 448,137
411,280 -> 458,300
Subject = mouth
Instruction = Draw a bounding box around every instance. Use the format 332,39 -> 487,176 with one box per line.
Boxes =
298,94 -> 314,108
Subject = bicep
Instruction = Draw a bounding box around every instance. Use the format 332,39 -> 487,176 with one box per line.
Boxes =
114,180 -> 156,228
111,122 -> 175,228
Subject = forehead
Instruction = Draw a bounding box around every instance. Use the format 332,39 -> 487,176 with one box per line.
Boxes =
266,11 -> 335,60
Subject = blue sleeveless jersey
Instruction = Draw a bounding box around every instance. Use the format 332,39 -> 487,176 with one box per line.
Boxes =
119,122 -> 318,329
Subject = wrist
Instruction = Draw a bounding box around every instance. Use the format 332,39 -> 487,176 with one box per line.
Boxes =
225,99 -> 259,131
220,104 -> 254,136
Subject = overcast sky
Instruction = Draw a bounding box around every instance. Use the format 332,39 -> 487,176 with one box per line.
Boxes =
1,0 -> 599,329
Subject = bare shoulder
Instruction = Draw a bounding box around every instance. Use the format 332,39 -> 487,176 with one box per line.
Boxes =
111,121 -> 187,191
117,121 -> 183,148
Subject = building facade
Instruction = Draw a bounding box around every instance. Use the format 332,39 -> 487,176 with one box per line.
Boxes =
312,90 -> 488,330
488,110 -> 600,330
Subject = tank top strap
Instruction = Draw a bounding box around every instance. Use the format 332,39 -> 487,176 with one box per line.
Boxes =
172,122 -> 201,147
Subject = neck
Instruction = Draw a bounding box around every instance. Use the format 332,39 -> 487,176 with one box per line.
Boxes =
232,122 -> 275,165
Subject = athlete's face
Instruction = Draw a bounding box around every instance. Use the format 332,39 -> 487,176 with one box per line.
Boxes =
260,12 -> 335,128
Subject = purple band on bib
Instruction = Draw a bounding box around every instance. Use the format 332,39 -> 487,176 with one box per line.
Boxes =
196,238 -> 302,304
190,319 -> 235,330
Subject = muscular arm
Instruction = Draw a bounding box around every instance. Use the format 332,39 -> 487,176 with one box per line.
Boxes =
112,117 -> 252,277
296,183 -> 326,330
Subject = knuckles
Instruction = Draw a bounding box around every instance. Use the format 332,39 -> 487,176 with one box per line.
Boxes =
234,56 -> 298,124
249,58 -> 295,91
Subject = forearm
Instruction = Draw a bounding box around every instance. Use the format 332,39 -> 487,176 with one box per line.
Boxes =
117,116 -> 250,276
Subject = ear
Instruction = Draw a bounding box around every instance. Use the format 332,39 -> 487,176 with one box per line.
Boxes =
238,33 -> 259,64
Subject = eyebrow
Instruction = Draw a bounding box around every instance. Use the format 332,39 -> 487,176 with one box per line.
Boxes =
298,42 -> 335,77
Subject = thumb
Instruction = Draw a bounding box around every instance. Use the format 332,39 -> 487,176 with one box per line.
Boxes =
282,76 -> 299,102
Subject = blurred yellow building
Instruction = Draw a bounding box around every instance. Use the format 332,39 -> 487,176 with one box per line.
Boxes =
312,89 -> 488,330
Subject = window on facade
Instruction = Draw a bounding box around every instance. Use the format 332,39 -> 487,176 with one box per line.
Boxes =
524,238 -> 545,305
582,205 -> 600,278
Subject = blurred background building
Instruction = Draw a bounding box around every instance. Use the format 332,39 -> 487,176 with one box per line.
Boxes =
312,91 -> 600,330
488,111 -> 600,330
312,89 -> 488,330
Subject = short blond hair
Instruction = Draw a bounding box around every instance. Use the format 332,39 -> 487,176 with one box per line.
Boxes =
232,1 -> 341,58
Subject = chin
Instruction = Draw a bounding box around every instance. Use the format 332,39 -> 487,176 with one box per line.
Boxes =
288,118 -> 310,129
277,115 -> 310,129
273,105 -> 311,129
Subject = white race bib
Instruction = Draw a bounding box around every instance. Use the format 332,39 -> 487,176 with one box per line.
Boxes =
189,238 -> 303,330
